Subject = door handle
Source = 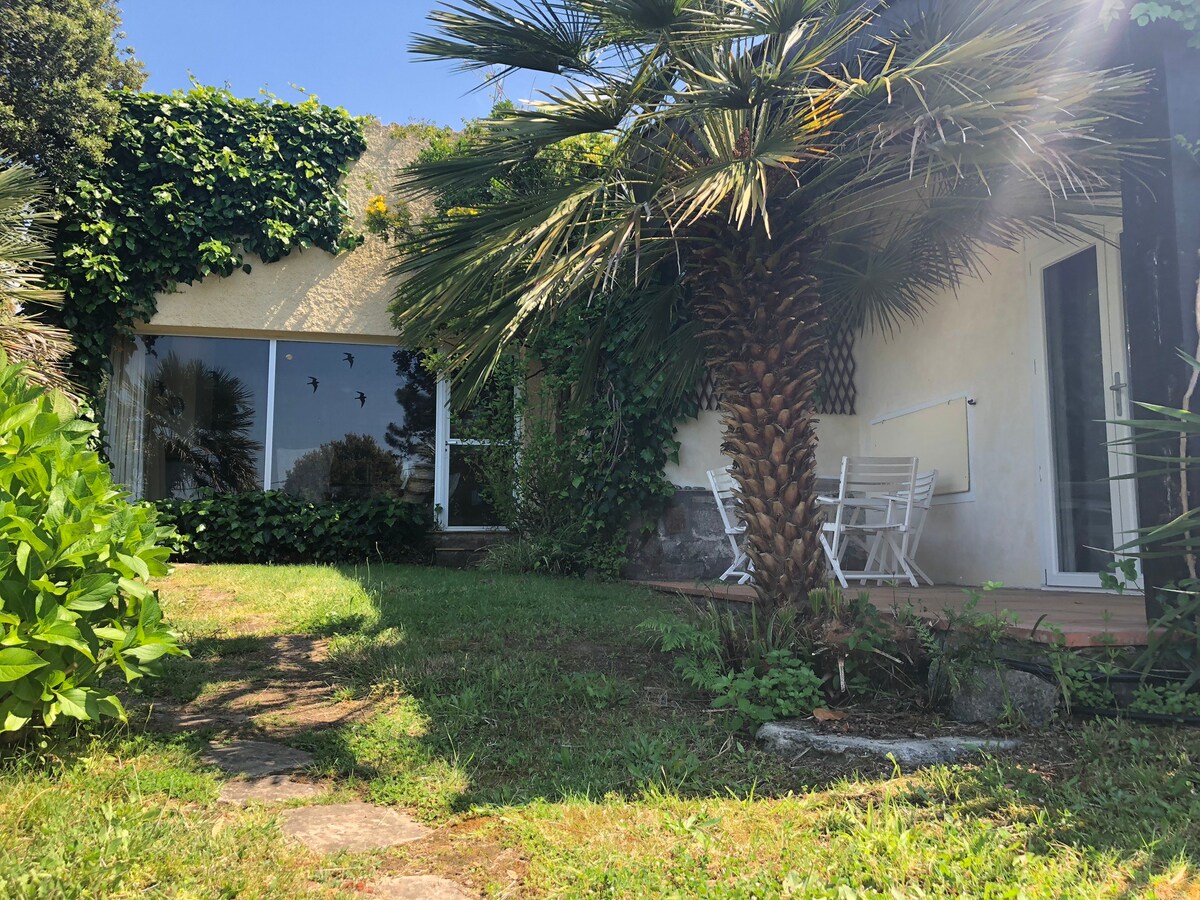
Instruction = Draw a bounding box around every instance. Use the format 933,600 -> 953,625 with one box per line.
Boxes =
1109,372 -> 1128,417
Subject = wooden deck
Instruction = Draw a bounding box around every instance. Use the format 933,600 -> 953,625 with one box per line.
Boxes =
632,580 -> 1151,648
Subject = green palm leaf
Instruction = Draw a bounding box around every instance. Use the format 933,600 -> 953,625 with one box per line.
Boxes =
393,0 -> 1148,605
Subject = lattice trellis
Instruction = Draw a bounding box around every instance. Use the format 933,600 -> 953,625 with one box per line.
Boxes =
695,367 -> 722,411
693,324 -> 857,415
817,324 -> 857,415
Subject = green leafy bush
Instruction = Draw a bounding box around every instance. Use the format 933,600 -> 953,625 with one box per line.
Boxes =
1130,683 -> 1200,717
0,355 -> 183,732
155,491 -> 431,565
709,650 -> 825,731
1055,662 -> 1120,711
640,610 -> 824,731
412,105 -> 696,579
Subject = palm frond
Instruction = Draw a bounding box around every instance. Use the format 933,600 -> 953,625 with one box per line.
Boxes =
412,0 -> 603,76
0,157 -> 78,401
394,0 -> 1146,401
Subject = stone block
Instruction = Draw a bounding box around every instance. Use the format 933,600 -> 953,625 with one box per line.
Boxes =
947,666 -> 1060,727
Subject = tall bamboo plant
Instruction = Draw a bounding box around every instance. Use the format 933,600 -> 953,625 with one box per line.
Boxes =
392,0 -> 1146,608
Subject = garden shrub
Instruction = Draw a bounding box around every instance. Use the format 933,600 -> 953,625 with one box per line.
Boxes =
455,296 -> 697,579
409,105 -> 696,579
155,491 -> 431,565
640,609 -> 825,731
709,650 -> 825,731
0,354 -> 183,733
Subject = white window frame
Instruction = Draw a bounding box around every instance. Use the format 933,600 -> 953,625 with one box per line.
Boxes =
1025,230 -> 1142,591
433,377 -> 510,531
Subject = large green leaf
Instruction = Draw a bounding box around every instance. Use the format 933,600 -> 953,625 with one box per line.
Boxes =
34,622 -> 94,659
0,648 -> 49,683
65,574 -> 119,612
0,696 -> 33,732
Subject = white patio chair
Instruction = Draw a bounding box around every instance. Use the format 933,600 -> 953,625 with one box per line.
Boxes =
864,469 -> 938,586
707,467 -> 752,584
818,456 -> 920,588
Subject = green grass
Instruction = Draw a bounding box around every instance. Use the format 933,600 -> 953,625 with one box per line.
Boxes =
4,563 -> 1200,897
0,731 -> 357,898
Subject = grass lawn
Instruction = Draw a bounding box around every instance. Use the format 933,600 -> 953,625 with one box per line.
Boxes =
2,563 -> 1199,897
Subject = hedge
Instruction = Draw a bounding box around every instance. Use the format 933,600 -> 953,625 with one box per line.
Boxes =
154,491 -> 431,565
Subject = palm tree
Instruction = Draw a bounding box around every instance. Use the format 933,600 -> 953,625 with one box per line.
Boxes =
392,0 -> 1146,608
0,157 -> 76,400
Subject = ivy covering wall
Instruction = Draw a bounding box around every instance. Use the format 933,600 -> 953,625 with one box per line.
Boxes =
54,86 -> 367,389
407,106 -> 698,575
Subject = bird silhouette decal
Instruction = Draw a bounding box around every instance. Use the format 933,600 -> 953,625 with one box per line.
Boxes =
307,376 -> 319,392
343,352 -> 355,368
355,391 -> 367,408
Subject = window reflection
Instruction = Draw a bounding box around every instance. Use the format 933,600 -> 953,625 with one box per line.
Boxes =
108,335 -> 500,524
272,341 -> 435,504
109,335 -> 269,500
449,445 -> 504,528
1042,247 -> 1113,573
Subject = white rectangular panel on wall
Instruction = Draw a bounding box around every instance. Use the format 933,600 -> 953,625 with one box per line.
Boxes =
868,398 -> 970,495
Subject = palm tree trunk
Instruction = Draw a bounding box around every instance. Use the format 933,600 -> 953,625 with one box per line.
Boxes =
693,224 -> 828,608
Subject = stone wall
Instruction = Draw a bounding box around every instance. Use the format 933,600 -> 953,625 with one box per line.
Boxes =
624,488 -> 732,581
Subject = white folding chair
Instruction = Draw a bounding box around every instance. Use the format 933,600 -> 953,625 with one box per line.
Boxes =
707,467 -> 752,584
818,456 -> 920,588
864,469 -> 938,586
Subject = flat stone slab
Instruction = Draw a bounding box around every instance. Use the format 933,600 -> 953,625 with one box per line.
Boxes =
202,740 -> 314,778
281,801 -> 430,853
218,775 -> 326,805
758,720 -> 1021,767
370,875 -> 474,899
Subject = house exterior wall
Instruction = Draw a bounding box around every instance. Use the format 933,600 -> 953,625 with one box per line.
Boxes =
850,243 -> 1045,588
124,120 -> 1124,590
141,122 -> 418,340
665,409 -> 857,488
663,232 -> 1106,590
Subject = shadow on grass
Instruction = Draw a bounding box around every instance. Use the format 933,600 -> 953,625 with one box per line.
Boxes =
144,562 -> 1200,887
322,566 -> 1200,879
143,627 -> 371,738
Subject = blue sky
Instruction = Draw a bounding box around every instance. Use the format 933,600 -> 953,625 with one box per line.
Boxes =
120,1 -> 547,126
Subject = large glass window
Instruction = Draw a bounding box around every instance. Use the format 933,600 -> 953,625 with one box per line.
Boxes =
272,341 -> 435,503
109,335 -> 269,499
1042,247 -> 1114,573
108,335 -> 437,514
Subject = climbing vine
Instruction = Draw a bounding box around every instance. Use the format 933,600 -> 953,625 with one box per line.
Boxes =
456,296 -> 698,577
54,86 -> 367,390
407,105 -> 696,575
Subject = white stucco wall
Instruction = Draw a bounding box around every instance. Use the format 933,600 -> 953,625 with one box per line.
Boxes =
670,231 -> 1113,589
143,122 -> 421,340
851,242 -> 1045,588
666,409 -> 857,488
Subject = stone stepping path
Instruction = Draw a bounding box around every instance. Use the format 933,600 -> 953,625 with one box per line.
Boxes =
202,739 -> 314,778
281,801 -> 431,853
178,648 -> 475,895
218,775 -> 326,805
370,875 -> 474,899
